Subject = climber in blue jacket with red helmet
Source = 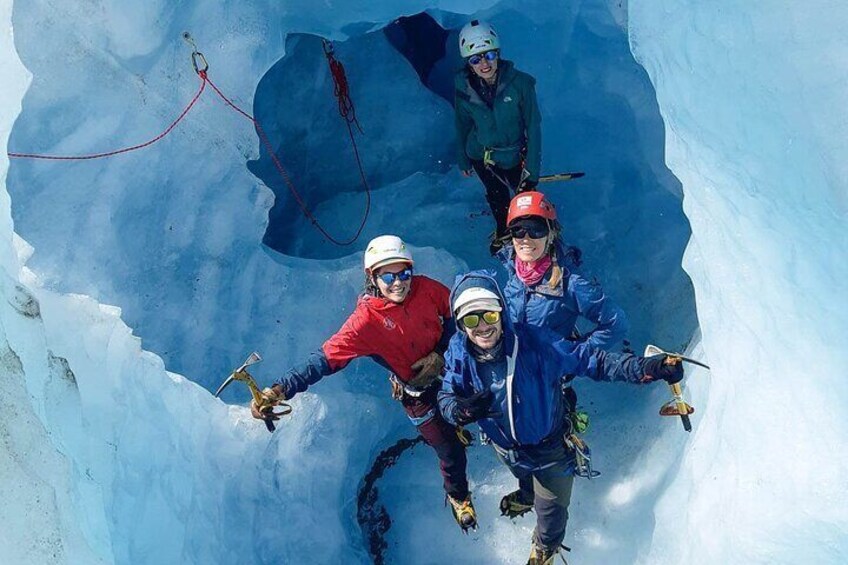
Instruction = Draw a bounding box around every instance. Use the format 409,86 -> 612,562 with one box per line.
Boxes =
438,271 -> 681,565
495,190 -> 630,517
498,191 -> 628,349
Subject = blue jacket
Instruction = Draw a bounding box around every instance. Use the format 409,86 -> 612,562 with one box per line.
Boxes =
497,241 -> 628,350
439,271 -> 646,450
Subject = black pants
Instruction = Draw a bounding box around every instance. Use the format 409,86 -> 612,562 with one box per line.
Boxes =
471,160 -> 524,237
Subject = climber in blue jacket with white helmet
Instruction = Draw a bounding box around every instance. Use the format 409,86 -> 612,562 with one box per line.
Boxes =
438,271 -> 680,565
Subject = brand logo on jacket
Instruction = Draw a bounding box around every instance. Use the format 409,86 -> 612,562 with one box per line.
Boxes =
383,317 -> 397,330
503,96 -> 513,103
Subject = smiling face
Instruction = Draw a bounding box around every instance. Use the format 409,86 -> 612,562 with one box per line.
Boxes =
510,218 -> 550,263
373,262 -> 412,303
464,314 -> 503,350
469,51 -> 499,83
513,233 -> 548,263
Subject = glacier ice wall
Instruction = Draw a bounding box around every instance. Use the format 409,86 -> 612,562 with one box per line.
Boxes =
7,0 -> 695,390
630,2 -> 848,563
3,0 -> 845,564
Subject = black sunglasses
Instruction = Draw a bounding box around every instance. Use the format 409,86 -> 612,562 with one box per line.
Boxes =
508,223 -> 549,240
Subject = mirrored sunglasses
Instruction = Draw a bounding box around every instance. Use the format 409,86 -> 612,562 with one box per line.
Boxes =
468,50 -> 499,66
376,268 -> 413,285
461,310 -> 501,329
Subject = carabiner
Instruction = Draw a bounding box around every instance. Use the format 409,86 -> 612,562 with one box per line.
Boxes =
192,51 -> 209,75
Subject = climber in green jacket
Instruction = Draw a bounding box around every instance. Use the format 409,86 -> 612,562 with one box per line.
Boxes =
454,20 -> 542,254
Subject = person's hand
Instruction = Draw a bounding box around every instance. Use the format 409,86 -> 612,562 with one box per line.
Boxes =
453,388 -> 496,425
641,354 -> 684,384
517,178 -> 538,192
408,351 -> 445,388
461,168 -> 474,178
250,383 -> 287,421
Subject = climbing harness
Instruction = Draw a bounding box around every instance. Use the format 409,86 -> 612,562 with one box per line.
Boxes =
8,32 -> 371,246
214,352 -> 291,433
388,373 -> 428,399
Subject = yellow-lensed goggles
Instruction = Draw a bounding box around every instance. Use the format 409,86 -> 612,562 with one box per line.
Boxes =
460,311 -> 501,329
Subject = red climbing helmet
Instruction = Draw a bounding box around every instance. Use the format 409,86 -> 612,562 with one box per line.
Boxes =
506,191 -> 557,225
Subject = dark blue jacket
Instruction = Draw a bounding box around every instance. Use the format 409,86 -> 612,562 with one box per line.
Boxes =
497,241 -> 628,350
439,271 -> 646,450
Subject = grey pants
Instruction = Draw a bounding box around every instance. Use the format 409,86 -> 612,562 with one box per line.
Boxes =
495,443 -> 575,551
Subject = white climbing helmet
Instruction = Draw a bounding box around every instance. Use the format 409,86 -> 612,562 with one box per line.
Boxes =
363,235 -> 414,273
458,20 -> 500,58
453,287 -> 502,320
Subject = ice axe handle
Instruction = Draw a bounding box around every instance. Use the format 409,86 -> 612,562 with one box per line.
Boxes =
669,382 -> 692,432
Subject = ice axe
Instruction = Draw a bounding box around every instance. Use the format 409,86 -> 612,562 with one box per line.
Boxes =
538,171 -> 585,183
644,344 -> 710,433
214,352 -> 291,433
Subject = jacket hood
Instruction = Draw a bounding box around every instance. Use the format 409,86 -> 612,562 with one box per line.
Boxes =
450,270 -> 514,334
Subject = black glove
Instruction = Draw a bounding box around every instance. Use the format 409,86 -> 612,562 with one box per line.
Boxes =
517,178 -> 538,192
453,388 -> 495,426
642,354 -> 684,384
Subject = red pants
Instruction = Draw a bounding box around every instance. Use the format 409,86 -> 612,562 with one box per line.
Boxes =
401,386 -> 469,499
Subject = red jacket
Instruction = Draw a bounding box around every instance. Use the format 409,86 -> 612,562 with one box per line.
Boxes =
322,275 -> 451,382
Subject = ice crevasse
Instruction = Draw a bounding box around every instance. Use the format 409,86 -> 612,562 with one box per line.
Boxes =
1,0 -> 847,564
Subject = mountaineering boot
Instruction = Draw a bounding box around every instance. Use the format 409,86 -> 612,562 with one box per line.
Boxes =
526,543 -> 565,565
446,493 -> 477,532
500,488 -> 534,518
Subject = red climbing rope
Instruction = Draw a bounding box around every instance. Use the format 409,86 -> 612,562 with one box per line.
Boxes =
323,40 -> 363,134
7,80 -> 207,161
201,59 -> 371,246
7,37 -> 372,247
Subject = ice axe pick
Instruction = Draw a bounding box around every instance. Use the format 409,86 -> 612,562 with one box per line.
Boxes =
215,352 -> 291,433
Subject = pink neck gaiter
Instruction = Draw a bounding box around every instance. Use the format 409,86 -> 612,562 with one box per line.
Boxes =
515,255 -> 552,286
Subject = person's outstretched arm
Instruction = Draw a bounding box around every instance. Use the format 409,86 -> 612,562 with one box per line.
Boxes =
275,308 -> 373,398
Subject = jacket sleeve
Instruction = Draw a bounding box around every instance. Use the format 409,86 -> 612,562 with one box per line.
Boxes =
274,351 -> 334,399
277,308 -> 374,398
555,339 -> 646,385
321,306 -> 376,370
569,275 -> 629,350
521,77 -> 542,182
454,94 -> 474,172
438,347 -> 464,426
432,279 -> 456,355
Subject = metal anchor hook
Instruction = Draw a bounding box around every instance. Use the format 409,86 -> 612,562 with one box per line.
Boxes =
181,31 -> 208,75
182,31 -> 198,51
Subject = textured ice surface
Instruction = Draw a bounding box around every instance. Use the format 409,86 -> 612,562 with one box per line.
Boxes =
2,0 -> 845,564
8,0 -> 694,389
630,1 -> 848,563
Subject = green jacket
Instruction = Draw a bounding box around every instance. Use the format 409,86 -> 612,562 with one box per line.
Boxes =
453,60 -> 542,181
